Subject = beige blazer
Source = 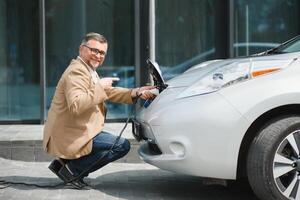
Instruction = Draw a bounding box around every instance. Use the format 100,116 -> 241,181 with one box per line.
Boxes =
43,58 -> 133,159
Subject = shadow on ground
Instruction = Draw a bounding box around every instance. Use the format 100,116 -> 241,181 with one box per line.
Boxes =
0,169 -> 259,200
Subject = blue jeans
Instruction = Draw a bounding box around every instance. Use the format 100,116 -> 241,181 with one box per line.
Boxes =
67,131 -> 130,177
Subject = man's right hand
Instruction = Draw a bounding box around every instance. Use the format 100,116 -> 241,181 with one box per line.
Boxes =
99,77 -> 120,88
131,86 -> 157,100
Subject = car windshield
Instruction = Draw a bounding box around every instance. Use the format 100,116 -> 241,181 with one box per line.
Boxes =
266,35 -> 300,54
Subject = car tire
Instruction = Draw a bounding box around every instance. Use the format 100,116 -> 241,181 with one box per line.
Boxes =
247,116 -> 300,200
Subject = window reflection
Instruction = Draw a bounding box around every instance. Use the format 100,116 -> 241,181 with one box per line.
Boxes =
155,0 -> 217,80
45,0 -> 135,120
234,0 -> 300,56
0,0 -> 40,121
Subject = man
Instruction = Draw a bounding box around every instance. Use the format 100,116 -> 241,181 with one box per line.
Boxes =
43,32 -> 156,189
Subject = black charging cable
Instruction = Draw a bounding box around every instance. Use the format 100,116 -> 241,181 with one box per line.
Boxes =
64,92 -> 144,184
0,93 -> 144,189
0,180 -> 65,189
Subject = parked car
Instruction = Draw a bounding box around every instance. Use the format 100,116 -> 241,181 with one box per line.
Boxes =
133,35 -> 300,200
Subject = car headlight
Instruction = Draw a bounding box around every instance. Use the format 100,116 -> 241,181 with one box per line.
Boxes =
177,59 -> 294,99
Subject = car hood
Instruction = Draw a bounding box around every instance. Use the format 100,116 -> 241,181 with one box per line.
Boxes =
164,52 -> 300,88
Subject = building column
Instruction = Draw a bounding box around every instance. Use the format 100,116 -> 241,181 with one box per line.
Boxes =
134,0 -> 150,87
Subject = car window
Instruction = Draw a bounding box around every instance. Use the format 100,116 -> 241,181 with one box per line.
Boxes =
267,36 -> 300,54
279,39 -> 300,53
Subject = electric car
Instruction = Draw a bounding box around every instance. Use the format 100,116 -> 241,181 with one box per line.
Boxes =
133,35 -> 300,200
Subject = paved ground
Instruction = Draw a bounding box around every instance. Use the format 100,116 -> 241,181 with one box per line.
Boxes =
0,158 -> 259,200
0,125 -> 260,199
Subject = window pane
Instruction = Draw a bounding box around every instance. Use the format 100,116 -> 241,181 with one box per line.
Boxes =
155,0 -> 217,80
45,0 -> 134,120
234,0 -> 300,56
0,0 -> 40,121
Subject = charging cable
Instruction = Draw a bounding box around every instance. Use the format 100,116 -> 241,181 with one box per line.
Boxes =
64,92 -> 143,184
0,93 -> 144,189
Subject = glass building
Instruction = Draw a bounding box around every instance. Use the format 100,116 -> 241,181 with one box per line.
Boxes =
0,0 -> 299,124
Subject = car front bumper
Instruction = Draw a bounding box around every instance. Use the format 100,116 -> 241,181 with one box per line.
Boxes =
134,87 -> 250,179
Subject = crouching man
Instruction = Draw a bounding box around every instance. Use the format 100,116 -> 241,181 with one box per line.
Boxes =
43,32 -> 155,189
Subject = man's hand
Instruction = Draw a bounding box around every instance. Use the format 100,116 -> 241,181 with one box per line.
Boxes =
99,77 -> 120,89
132,86 -> 158,100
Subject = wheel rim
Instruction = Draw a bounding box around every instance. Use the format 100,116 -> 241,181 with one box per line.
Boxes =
273,130 -> 300,199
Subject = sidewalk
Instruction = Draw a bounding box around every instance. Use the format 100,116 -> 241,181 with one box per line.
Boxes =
0,125 -> 259,200
0,158 -> 159,200
0,124 -> 141,163
0,158 -> 259,200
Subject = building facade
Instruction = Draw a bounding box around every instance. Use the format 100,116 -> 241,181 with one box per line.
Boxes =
0,0 -> 299,124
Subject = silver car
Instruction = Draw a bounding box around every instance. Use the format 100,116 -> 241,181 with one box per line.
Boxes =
133,36 -> 300,200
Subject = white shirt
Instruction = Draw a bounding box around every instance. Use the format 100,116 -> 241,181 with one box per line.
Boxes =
77,56 -> 100,84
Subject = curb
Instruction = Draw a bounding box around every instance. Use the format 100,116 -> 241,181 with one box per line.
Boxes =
0,139 -> 142,163
0,124 -> 143,163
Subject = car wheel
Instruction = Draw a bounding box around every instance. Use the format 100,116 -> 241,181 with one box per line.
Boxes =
247,116 -> 300,200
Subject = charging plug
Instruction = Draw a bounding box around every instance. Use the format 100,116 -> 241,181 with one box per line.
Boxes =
148,88 -> 159,96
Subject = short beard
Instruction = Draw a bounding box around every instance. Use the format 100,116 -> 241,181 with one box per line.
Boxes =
88,59 -> 100,69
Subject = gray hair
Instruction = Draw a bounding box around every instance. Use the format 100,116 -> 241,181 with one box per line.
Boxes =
81,32 -> 107,45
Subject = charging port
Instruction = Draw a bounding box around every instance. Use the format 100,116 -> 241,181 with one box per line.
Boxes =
148,142 -> 162,155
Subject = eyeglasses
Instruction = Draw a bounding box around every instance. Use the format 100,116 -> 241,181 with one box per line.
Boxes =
83,44 -> 106,56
